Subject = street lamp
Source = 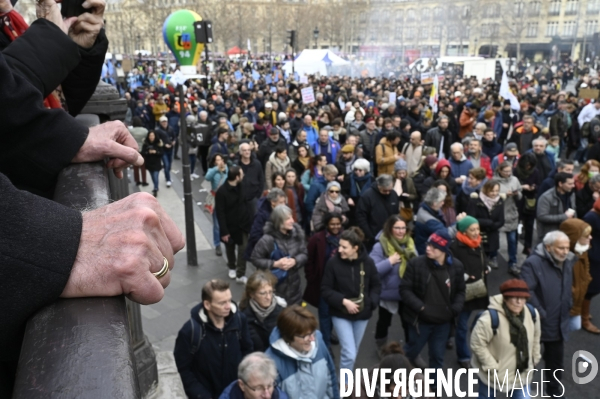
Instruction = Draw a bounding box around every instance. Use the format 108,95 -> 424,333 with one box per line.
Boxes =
136,34 -> 141,59
313,27 -> 320,49
474,37 -> 478,56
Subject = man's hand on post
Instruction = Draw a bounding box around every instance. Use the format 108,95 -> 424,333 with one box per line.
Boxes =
68,0 -> 106,49
61,192 -> 185,304
72,120 -> 144,178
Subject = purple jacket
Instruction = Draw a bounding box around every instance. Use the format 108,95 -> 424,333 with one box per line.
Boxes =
369,232 -> 417,301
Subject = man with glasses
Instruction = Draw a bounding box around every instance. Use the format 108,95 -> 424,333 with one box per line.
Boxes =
174,279 -> 253,399
220,352 -> 289,399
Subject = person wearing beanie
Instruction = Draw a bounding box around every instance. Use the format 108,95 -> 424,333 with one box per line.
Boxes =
521,230 -> 575,397
423,158 -> 458,197
491,142 -> 520,171
559,219 -> 597,334
392,158 -> 418,224
471,278 -> 541,397
311,181 -> 349,232
400,230 -> 466,372
450,216 -> 490,369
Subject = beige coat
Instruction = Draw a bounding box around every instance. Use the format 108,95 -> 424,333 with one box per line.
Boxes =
470,294 -> 541,393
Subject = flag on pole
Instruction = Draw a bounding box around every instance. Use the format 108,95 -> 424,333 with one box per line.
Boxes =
429,74 -> 439,113
500,70 -> 521,111
247,38 -> 251,51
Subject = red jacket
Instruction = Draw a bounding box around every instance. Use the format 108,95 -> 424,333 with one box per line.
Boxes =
469,152 -> 493,179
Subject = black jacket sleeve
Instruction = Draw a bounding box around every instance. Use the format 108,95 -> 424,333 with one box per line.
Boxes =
0,20 -> 89,194
61,29 -> 109,116
0,173 -> 82,362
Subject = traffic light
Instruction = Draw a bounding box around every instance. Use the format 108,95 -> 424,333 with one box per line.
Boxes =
286,30 -> 296,48
194,21 -> 213,44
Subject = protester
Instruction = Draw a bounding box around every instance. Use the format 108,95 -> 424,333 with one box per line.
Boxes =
311,181 -> 350,232
495,162 -> 523,274
205,154 -> 229,256
455,167 -> 488,215
250,205 -> 307,305
470,279 -> 541,398
356,174 -> 400,249
265,305 -> 338,398
514,153 -> 543,256
239,271 -> 286,352
141,131 -> 163,197
536,172 -> 576,242
583,198 -> 600,334
321,227 -> 381,383
219,352 -> 289,399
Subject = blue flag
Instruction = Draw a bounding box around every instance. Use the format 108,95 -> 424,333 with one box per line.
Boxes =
248,81 -> 254,89
234,71 -> 243,81
251,70 -> 260,80
265,75 -> 272,84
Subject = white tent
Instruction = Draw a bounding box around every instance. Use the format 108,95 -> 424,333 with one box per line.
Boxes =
282,49 -> 349,77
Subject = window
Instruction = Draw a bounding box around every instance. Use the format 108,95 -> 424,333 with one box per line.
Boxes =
515,1 -> 524,16
487,4 -> 500,17
394,26 -> 402,40
586,20 -> 598,35
589,0 -> 600,13
405,27 -> 415,39
563,20 -> 577,36
420,28 -> 428,39
407,9 -> 416,21
433,25 -> 442,38
359,14 -> 367,24
448,26 -> 457,39
526,22 -> 538,37
481,24 -> 491,38
546,21 -> 559,36
433,7 -> 442,19
549,0 -> 561,15
463,5 -> 471,17
491,23 -> 499,37
529,1 -> 541,16
566,0 -> 579,15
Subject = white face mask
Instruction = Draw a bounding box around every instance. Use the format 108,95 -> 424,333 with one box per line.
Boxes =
575,242 -> 590,255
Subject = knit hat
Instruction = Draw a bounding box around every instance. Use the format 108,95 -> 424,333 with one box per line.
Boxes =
159,116 -> 168,122
353,158 -> 370,173
504,99 -> 511,106
394,158 -> 408,172
365,116 -> 375,123
341,144 -> 355,153
457,216 -> 479,233
424,155 -> 439,168
435,158 -> 451,176
426,230 -> 452,254
327,181 -> 341,191
500,279 -> 531,298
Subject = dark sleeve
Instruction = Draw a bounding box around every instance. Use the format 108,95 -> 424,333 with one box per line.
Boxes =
173,322 -> 213,399
61,29 -> 109,116
520,260 -> 546,319
0,21 -> 88,194
355,195 -> 374,241
0,173 -> 82,360
239,313 -> 254,356
215,189 -> 229,237
321,260 -> 345,310
399,258 -> 425,312
451,260 -> 466,316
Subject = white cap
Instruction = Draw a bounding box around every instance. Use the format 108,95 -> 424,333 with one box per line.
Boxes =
265,102 -> 273,108
159,116 -> 168,122
454,91 -> 462,97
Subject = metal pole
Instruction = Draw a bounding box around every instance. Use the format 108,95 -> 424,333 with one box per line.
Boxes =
178,83 -> 198,266
204,44 -> 211,89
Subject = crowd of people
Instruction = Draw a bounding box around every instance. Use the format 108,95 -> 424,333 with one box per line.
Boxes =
117,56 -> 600,399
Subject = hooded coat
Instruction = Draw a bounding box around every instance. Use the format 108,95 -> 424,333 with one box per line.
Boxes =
495,172 -> 522,232
250,222 -> 308,305
560,219 -> 593,316
520,243 -> 575,342
470,295 -> 541,394
467,194 -> 505,253
265,329 -> 338,399
311,191 -> 350,232
355,182 -> 400,245
173,302 -> 254,399
450,239 -> 489,312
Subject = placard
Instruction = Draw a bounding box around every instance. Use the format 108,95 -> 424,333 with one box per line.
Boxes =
389,92 -> 397,104
301,87 -> 315,104
579,88 -> 600,100
300,75 -> 309,84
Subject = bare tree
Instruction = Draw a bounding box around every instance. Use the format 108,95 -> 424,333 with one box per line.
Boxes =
497,0 -> 529,61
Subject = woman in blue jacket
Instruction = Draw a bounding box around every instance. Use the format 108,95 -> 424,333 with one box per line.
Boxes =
205,153 -> 229,256
369,215 -> 417,354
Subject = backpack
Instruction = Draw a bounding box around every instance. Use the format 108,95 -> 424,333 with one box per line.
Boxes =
470,303 -> 537,336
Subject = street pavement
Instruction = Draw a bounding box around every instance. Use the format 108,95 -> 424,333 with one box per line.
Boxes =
133,155 -> 600,398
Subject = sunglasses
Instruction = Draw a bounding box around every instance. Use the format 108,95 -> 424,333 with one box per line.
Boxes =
328,190 -> 340,193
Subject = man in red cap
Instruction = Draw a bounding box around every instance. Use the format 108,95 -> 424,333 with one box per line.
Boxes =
471,279 -> 542,398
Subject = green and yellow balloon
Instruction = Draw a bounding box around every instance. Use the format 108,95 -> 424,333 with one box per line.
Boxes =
163,10 -> 204,74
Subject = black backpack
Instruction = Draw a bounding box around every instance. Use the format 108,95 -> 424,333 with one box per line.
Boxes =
188,311 -> 242,355
470,303 -> 537,335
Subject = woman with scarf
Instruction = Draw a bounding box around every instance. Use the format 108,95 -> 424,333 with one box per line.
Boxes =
450,216 -> 490,369
467,179 -> 505,269
291,144 -> 310,177
369,215 -> 416,355
240,270 -> 287,352
141,131 -> 164,197
514,153 -> 542,257
583,198 -> 600,334
471,279 -> 541,398
266,146 -> 291,189
301,154 -> 327,192
312,182 -> 350,232
422,158 -> 457,197
393,159 -> 418,223
455,167 -> 488,215
304,212 -> 344,352
559,219 -> 597,333
321,227 -> 381,385
495,161 -> 523,275
285,169 -> 305,226
342,158 -> 374,226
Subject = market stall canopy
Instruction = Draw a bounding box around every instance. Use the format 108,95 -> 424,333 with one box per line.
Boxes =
227,46 -> 248,55
282,49 -> 349,77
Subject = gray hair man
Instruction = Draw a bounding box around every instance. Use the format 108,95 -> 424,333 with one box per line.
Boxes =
521,230 -> 574,398
219,352 -> 288,399
355,174 -> 399,249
